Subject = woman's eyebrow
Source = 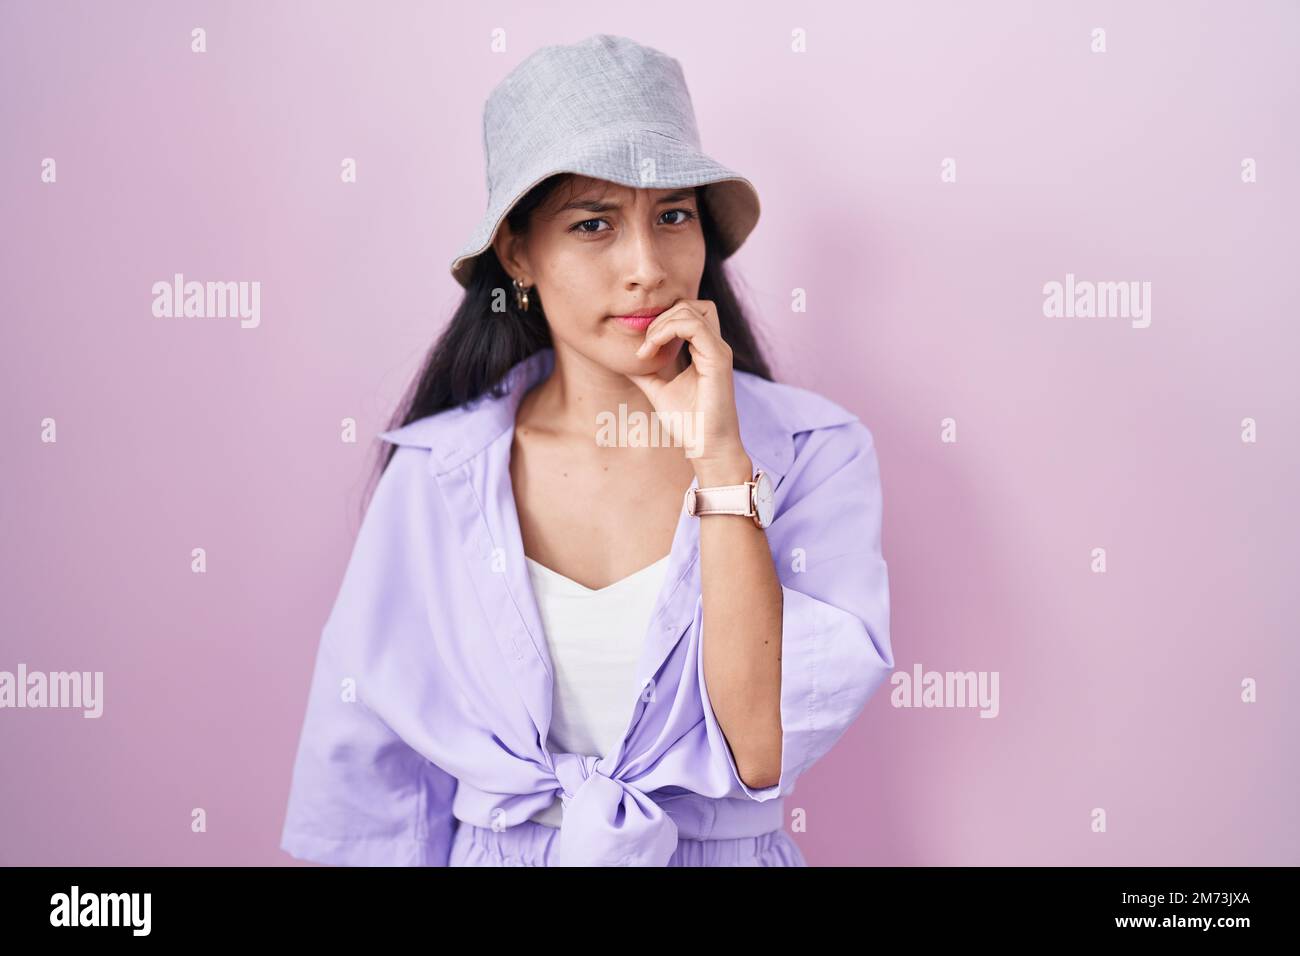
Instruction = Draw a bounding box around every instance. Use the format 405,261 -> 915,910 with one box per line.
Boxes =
559,189 -> 697,214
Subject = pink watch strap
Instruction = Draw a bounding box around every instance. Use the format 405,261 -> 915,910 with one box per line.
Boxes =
685,481 -> 752,517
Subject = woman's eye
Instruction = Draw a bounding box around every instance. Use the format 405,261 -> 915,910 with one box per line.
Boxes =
570,209 -> 697,235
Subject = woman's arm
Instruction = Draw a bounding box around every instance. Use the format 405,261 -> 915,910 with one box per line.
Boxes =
628,298 -> 891,795
694,450 -> 785,790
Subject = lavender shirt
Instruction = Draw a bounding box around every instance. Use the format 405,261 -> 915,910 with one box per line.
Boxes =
279,346 -> 893,866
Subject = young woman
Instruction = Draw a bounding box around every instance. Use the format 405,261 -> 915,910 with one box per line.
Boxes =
279,34 -> 893,867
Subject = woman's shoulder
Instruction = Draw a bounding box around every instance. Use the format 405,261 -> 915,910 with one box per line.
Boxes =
377,405 -> 473,450
731,369 -> 879,490
377,387 -> 520,475
733,368 -> 871,443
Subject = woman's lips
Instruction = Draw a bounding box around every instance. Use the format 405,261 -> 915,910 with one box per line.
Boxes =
613,314 -> 657,332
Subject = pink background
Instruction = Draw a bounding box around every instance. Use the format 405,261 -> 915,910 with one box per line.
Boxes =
2,0 -> 1296,866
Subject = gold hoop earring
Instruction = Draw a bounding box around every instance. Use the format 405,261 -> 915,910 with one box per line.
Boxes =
512,277 -> 531,312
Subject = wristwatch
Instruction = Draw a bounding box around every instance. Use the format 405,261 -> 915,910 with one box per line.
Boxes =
684,470 -> 775,529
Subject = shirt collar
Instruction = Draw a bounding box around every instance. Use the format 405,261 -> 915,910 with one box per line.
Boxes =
379,345 -> 858,483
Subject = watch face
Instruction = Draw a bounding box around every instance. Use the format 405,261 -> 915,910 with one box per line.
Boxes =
753,471 -> 775,528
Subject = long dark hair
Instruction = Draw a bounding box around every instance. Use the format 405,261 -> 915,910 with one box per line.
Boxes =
372,173 -> 774,495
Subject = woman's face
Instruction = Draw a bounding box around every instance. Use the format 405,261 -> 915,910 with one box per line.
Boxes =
493,175 -> 705,373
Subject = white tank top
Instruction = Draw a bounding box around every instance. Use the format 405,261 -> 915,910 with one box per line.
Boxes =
524,552 -> 672,828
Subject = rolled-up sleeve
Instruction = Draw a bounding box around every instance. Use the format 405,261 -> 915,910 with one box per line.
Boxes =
698,420 -> 894,801
279,446 -> 459,866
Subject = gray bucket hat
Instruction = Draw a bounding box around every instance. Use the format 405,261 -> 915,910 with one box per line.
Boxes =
450,33 -> 761,288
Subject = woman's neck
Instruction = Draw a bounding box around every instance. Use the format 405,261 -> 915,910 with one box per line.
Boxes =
519,343 -> 687,441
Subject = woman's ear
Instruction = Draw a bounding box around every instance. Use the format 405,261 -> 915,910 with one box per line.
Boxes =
491,222 -> 528,282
